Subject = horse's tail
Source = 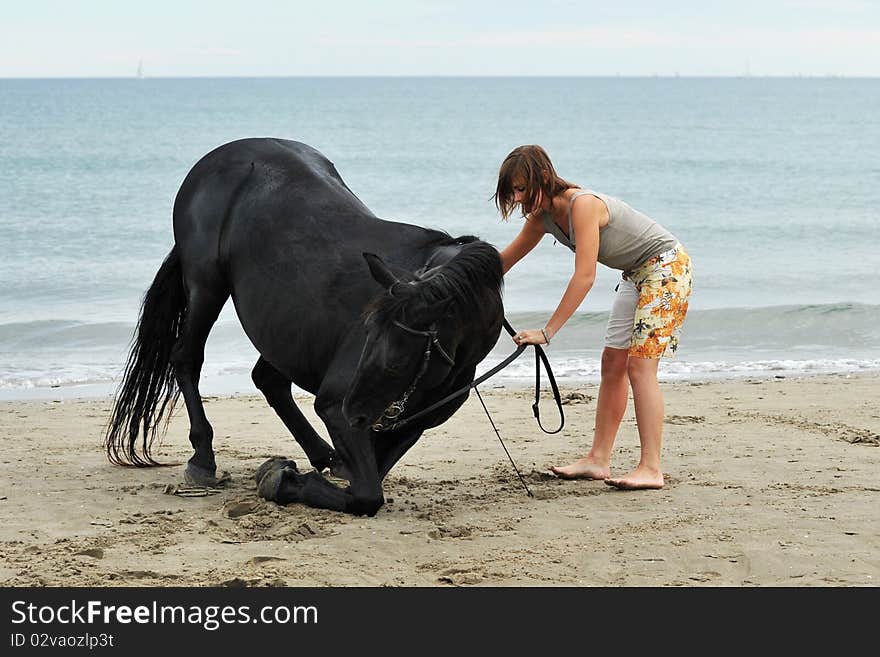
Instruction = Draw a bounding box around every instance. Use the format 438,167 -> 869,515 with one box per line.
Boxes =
104,246 -> 186,467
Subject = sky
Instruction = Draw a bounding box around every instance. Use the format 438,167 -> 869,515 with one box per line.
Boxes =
2,0 -> 879,77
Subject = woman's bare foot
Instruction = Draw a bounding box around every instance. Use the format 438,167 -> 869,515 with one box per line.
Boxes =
604,465 -> 664,490
550,456 -> 610,480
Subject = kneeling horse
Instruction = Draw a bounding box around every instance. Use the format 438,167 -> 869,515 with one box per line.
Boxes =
104,138 -> 504,516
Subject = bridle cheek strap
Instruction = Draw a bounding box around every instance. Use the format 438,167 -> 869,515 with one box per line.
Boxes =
392,320 -> 455,366
371,321 -> 455,432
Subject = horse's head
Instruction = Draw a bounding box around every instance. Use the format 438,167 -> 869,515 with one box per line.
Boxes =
342,252 -> 461,430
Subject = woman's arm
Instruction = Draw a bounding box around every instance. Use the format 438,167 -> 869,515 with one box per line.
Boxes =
498,215 -> 545,274
544,200 -> 599,338
513,196 -> 600,345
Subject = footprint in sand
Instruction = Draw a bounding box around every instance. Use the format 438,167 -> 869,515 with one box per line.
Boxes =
436,566 -> 486,585
224,500 -> 261,518
247,556 -> 287,565
74,548 -> 104,559
428,526 -> 473,539
665,415 -> 706,424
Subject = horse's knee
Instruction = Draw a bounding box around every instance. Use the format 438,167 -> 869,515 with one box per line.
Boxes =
347,491 -> 385,517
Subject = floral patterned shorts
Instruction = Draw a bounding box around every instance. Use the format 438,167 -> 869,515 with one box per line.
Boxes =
604,245 -> 693,359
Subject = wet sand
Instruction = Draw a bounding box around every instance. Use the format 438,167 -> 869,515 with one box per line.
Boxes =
1,373 -> 878,586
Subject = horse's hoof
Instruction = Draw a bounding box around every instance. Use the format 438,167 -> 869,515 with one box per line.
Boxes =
255,456 -> 297,486
328,455 -> 352,482
256,459 -> 299,502
185,462 -> 218,487
310,449 -> 337,473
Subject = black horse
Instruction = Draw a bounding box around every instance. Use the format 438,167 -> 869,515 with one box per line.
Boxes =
104,138 -> 503,516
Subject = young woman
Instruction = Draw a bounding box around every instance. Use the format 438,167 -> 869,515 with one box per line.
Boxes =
494,145 -> 693,490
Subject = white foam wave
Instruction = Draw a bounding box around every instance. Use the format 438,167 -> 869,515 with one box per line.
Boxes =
476,356 -> 880,384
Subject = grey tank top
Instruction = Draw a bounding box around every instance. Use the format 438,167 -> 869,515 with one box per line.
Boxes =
541,189 -> 677,272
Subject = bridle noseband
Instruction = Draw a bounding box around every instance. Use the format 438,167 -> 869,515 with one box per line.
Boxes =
370,320 -> 455,432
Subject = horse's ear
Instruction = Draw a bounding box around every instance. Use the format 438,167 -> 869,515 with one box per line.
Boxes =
363,253 -> 417,288
363,253 -> 399,288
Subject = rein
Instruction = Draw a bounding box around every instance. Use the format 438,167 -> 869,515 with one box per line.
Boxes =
370,318 -> 564,434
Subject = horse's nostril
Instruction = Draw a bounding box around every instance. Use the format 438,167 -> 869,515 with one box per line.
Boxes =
348,415 -> 368,429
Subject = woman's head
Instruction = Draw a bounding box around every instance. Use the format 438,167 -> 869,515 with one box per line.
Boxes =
493,145 -> 575,220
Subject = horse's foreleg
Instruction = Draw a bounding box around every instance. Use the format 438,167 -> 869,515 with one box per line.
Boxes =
257,406 -> 384,516
251,357 -> 336,471
170,287 -> 227,486
375,429 -> 424,480
330,428 -> 384,516
256,457 -> 351,512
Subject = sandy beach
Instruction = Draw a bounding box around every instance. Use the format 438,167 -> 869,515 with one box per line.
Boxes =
1,373 -> 877,587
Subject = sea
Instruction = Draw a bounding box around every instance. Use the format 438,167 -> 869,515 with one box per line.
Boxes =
1,77 -> 878,400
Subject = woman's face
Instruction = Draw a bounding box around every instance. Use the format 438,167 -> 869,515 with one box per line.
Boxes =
511,178 -> 527,206
512,177 -> 545,216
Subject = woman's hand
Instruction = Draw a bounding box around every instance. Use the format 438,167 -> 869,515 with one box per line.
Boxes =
512,329 -> 549,346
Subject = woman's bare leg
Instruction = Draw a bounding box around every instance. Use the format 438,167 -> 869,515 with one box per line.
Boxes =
605,355 -> 664,489
551,347 -> 629,479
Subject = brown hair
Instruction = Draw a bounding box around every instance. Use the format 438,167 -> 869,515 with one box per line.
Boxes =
493,145 -> 577,220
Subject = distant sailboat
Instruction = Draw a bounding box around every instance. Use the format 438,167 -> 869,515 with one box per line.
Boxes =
136,60 -> 144,79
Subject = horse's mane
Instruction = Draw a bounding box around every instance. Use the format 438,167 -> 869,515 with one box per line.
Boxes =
369,235 -> 503,326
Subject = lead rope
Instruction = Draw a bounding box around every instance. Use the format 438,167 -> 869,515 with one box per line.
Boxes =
474,387 -> 533,498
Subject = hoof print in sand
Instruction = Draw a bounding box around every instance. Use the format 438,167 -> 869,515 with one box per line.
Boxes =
437,566 -> 485,585
428,526 -> 473,540
224,500 -> 262,519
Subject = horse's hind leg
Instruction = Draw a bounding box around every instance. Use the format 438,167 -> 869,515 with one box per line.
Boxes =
170,286 -> 228,486
251,357 -> 336,472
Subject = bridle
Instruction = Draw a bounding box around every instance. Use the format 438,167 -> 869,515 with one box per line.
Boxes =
369,318 -> 563,436
371,319 -> 455,432
365,316 -> 563,501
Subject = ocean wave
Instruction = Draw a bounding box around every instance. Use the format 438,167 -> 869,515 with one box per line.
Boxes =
503,302 -> 880,353
1,303 -> 878,397
476,355 -> 880,384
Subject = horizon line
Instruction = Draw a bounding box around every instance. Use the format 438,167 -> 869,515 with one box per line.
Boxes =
1,73 -> 877,81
